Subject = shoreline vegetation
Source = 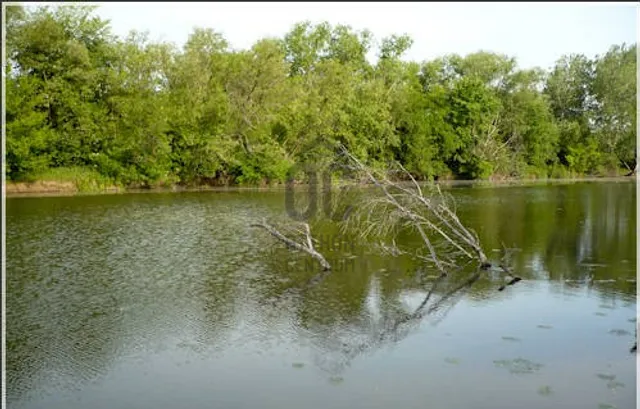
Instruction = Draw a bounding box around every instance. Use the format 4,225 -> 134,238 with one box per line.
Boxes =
6,5 -> 637,197
6,173 -> 635,198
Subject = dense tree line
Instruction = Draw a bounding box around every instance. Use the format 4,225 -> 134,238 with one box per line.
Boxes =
5,5 -> 637,187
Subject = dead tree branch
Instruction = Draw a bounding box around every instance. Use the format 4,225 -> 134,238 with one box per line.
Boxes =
337,148 -> 448,275
251,219 -> 331,271
337,146 -> 490,272
333,145 -> 521,290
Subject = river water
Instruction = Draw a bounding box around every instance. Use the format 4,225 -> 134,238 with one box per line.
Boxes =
6,181 -> 637,409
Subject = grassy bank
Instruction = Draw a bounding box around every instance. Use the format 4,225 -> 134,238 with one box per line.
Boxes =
6,166 -> 635,198
6,167 -> 122,195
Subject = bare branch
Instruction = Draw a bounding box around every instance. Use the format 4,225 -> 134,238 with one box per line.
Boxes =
251,220 -> 331,271
304,223 -> 314,250
338,147 -> 448,275
396,162 -> 423,198
337,145 -> 495,275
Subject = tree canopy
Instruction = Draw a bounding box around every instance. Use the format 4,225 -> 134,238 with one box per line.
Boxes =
5,5 -> 637,187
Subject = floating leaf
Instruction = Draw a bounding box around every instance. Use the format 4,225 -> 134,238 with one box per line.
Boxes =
329,376 -> 344,385
594,312 -> 607,317
596,373 -> 616,381
537,324 -> 553,329
606,380 -> 625,391
444,357 -> 460,365
501,336 -> 521,342
493,358 -> 543,374
292,362 -> 305,369
608,329 -> 631,336
598,404 -> 617,409
537,385 -> 553,396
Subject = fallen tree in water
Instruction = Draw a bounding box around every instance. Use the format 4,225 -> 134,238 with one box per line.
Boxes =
253,145 -> 521,291
335,145 -> 521,288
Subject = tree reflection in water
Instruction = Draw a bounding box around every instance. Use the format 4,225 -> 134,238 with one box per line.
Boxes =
272,263 -> 488,378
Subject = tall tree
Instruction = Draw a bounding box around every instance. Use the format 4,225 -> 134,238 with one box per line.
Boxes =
591,44 -> 637,172
544,54 -> 594,170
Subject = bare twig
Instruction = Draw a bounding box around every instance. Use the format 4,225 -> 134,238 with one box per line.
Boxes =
251,219 -> 331,271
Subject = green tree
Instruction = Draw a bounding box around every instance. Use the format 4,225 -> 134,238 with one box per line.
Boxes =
591,44 -> 637,173
166,28 -> 233,184
102,31 -> 174,185
499,68 -> 559,176
4,5 -> 635,186
6,5 -> 116,178
224,38 -> 293,184
445,75 -> 502,179
544,54 -> 594,169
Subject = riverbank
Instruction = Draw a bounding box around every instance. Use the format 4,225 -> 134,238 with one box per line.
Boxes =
5,175 -> 636,198
5,180 -> 122,197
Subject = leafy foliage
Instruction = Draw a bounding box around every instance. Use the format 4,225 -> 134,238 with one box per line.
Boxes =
5,5 -> 637,186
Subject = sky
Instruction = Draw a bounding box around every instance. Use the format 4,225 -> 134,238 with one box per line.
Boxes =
30,2 -> 640,70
